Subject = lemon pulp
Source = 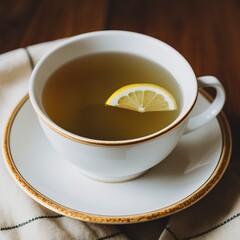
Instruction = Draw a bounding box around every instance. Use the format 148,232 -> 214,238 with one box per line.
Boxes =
105,83 -> 177,112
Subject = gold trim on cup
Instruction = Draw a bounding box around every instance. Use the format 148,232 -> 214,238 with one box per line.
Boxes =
3,91 -> 232,224
33,93 -> 198,146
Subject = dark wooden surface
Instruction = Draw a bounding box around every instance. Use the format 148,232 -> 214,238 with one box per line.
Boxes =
1,0 -> 239,239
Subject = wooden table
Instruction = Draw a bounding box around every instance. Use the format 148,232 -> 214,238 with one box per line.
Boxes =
1,0 -> 239,239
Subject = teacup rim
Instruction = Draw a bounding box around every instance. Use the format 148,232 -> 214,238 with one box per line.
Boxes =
29,30 -> 198,146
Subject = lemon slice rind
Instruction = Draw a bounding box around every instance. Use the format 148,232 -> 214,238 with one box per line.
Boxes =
105,83 -> 177,112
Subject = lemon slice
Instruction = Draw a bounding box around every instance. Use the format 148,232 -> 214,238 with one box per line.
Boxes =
105,83 -> 177,112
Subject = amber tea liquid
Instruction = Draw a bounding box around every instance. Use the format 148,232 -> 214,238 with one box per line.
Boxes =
43,52 -> 182,140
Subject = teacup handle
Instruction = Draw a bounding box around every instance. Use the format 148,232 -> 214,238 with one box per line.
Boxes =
184,76 -> 225,134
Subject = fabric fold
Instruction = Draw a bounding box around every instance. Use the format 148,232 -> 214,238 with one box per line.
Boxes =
0,39 -> 128,240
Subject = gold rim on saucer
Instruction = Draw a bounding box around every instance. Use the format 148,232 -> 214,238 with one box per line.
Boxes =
3,91 -> 232,224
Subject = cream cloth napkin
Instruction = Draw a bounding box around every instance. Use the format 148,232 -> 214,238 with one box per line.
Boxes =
1,38 -> 239,240
0,39 -> 128,240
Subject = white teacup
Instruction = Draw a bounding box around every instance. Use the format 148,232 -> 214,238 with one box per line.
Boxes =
29,31 -> 225,182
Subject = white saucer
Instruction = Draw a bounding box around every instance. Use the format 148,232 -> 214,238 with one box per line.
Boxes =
3,92 -> 231,224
